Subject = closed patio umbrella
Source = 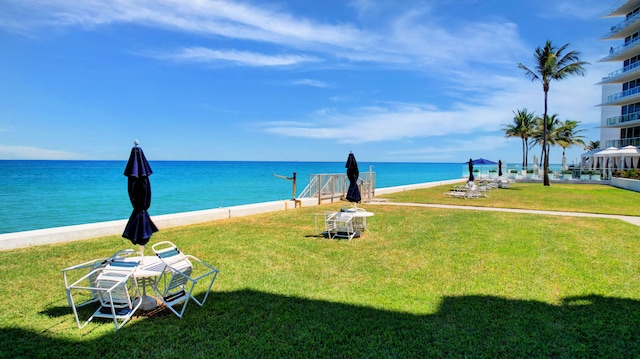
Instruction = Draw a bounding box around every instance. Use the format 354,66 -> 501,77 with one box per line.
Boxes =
345,152 -> 361,203
122,141 -> 158,246
468,158 -> 474,181
498,160 -> 503,177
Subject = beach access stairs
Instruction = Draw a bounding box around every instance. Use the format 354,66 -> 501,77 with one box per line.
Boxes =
297,172 -> 376,204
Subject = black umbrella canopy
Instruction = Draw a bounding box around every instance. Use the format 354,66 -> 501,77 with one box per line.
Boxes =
498,160 -> 503,177
122,144 -> 158,246
468,158 -> 475,182
345,152 -> 361,203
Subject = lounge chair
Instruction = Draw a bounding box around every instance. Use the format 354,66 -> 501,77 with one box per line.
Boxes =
151,241 -> 219,318
444,182 -> 484,199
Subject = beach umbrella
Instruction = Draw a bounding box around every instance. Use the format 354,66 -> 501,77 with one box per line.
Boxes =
498,160 -> 503,177
562,155 -> 568,171
468,158 -> 474,182
122,141 -> 158,246
345,152 -> 361,203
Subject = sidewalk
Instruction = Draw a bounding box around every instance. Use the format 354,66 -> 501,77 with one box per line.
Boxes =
367,201 -> 640,227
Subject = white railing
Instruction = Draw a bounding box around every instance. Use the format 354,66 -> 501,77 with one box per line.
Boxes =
298,172 -> 376,204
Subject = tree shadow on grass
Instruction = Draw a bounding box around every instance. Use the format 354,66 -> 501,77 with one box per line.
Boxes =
8,291 -> 640,358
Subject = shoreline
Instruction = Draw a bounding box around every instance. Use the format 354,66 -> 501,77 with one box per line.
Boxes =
0,178 -> 463,251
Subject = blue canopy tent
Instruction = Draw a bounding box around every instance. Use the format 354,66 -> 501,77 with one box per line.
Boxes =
465,158 -> 498,179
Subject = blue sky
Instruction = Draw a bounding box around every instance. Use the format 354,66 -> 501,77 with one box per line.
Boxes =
0,0 -> 623,164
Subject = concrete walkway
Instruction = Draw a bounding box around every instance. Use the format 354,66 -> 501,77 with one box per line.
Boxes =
367,201 -> 640,227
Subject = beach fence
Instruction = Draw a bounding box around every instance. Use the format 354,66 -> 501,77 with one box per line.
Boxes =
298,171 -> 376,204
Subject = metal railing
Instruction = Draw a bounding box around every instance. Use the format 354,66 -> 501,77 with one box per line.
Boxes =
298,172 -> 376,204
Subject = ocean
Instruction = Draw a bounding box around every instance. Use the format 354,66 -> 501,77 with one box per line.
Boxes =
0,160 -> 465,234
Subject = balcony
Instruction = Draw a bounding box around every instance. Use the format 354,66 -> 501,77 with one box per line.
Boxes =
606,137 -> 640,147
606,112 -> 640,126
600,35 -> 640,62
602,10 -> 640,39
603,86 -> 640,106
600,60 -> 640,84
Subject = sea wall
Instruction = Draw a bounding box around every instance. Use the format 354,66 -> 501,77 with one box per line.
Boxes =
0,198 -> 317,251
0,179 -> 465,251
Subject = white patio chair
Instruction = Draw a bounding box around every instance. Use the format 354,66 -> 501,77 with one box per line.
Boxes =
66,266 -> 142,330
151,241 -> 219,318
325,210 -> 358,240
62,249 -> 140,310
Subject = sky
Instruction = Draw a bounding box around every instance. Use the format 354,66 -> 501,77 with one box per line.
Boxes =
0,0 -> 626,164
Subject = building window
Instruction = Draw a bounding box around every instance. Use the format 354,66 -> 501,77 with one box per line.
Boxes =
621,126 -> 640,139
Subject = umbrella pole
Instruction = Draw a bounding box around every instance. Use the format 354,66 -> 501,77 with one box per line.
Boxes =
138,244 -> 145,262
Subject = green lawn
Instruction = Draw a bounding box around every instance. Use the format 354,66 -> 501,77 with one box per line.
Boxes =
380,181 -> 640,216
2,183 -> 640,358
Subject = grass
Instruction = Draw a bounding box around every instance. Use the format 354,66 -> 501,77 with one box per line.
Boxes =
380,181 -> 640,216
2,183 -> 640,358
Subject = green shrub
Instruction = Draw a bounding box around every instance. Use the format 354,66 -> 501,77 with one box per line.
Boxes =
613,169 -> 640,179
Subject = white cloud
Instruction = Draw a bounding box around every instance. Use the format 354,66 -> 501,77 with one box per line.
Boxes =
153,47 -> 320,67
0,145 -> 82,160
1,0 -> 525,72
291,79 -> 329,88
540,0 -> 610,20
262,64 -> 602,147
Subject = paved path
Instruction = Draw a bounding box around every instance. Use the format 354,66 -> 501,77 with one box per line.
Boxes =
367,201 -> 640,227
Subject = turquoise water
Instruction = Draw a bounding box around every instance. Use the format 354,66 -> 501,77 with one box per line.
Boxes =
0,160 -> 463,234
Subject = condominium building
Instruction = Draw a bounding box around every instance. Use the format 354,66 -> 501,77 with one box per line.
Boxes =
599,0 -> 640,148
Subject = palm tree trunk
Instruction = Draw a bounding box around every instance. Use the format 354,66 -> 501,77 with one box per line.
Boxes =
521,138 -> 526,167
525,138 -> 529,168
543,90 -> 550,186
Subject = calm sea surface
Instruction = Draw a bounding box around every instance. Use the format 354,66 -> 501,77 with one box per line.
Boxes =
0,160 -> 464,234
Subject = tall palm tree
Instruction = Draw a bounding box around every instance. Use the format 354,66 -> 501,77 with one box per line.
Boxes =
518,40 -> 588,186
502,109 -> 536,168
588,140 -> 600,151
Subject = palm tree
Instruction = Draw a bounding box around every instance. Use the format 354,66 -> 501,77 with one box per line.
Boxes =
502,109 -> 535,168
518,41 -> 588,186
556,119 -> 587,157
588,140 -> 600,151
530,114 -> 562,168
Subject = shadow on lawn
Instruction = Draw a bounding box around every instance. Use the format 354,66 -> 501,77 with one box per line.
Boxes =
7,291 -> 640,358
